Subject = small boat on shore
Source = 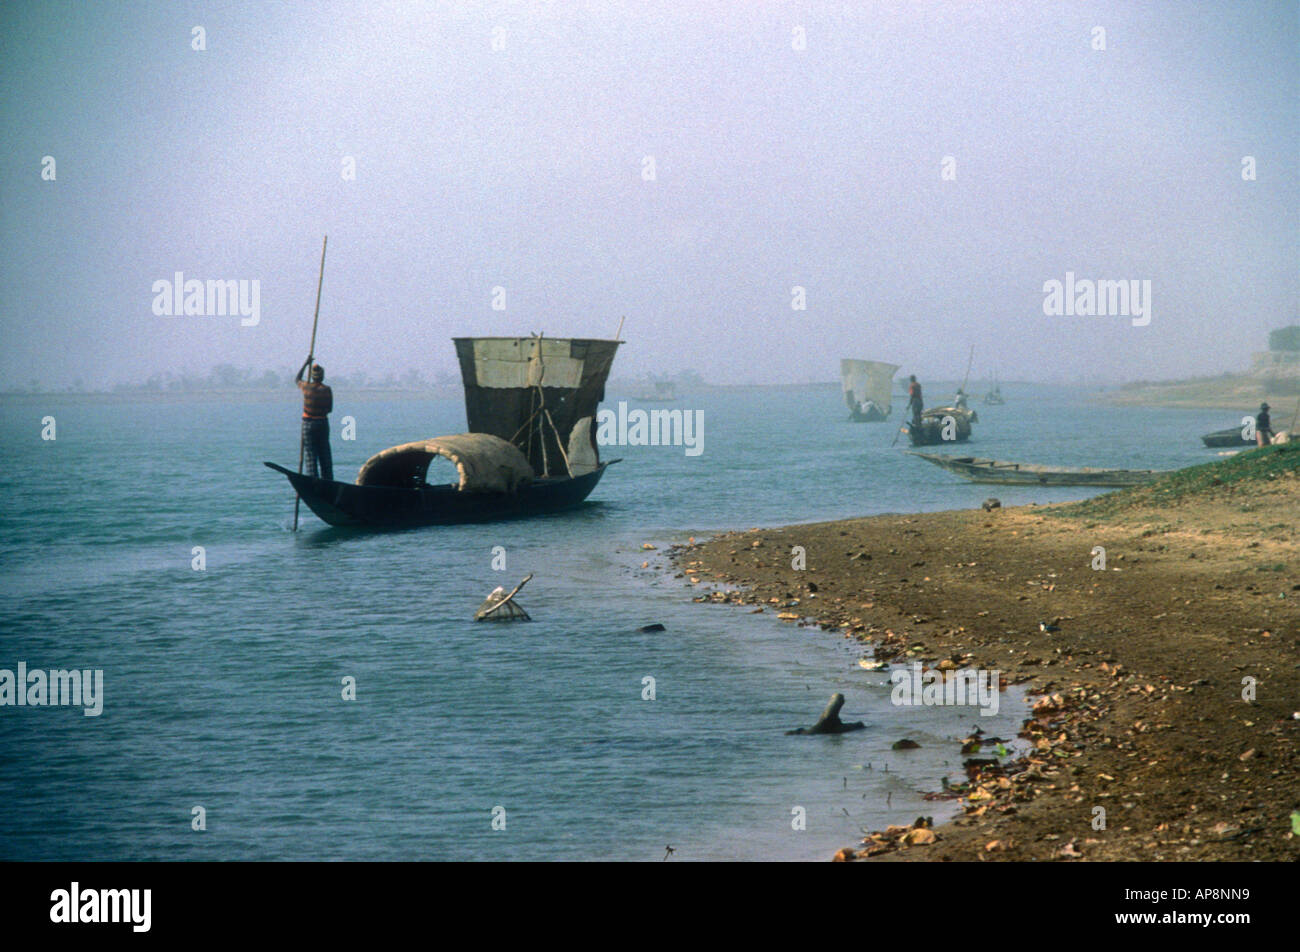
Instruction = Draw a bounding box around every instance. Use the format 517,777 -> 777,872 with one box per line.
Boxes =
901,406 -> 975,445
910,452 -> 1163,487
266,335 -> 621,528
841,359 -> 899,422
1201,426 -> 1254,448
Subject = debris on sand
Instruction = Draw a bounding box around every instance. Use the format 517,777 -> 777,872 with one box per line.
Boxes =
838,816 -> 938,860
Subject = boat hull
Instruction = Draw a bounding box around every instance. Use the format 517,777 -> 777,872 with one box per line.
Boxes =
903,407 -> 974,446
848,404 -> 889,422
904,422 -> 969,446
1201,427 -> 1253,448
265,461 -> 614,528
909,452 -> 1161,487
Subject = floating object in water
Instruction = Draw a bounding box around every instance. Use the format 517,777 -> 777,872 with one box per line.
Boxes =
786,692 -> 866,735
892,738 -> 921,750
638,623 -> 666,633
475,573 -> 533,621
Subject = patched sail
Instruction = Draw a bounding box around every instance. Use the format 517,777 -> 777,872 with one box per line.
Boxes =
841,359 -> 899,417
454,336 -> 620,477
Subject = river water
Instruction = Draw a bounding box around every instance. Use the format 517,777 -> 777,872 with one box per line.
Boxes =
0,383 -> 1235,859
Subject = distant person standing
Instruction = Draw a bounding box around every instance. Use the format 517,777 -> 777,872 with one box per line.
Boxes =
907,375 -> 924,428
296,358 -> 334,480
1255,402 -> 1273,447
954,388 -> 969,411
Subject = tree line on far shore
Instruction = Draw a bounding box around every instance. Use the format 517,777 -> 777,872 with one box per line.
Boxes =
4,365 -> 460,395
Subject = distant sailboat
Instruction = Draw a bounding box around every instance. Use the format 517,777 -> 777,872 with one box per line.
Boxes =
983,371 -> 1005,405
841,359 -> 900,422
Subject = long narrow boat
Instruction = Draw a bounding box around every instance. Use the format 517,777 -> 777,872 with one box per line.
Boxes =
909,452 -> 1163,487
266,335 -> 621,528
263,454 -> 615,528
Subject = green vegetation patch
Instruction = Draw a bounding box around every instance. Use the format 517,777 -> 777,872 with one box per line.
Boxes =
1050,442 -> 1300,519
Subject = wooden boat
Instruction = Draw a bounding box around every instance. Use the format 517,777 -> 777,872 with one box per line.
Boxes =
1201,426 -> 1254,448
841,359 -> 899,422
266,335 -> 621,528
910,452 -> 1163,487
901,406 -> 975,445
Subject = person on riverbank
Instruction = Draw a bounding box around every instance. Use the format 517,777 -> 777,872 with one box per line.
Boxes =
296,358 -> 334,480
1255,402 -> 1273,447
907,375 -> 924,427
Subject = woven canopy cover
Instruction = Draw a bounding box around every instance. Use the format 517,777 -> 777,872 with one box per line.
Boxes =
355,433 -> 534,493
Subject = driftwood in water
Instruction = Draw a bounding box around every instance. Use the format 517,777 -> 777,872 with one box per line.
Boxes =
475,573 -> 534,621
786,692 -> 865,735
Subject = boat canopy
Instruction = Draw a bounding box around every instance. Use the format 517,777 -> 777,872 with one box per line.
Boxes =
355,433 -> 534,493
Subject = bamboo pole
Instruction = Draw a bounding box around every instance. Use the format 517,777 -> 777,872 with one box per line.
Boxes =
294,235 -> 328,531
960,344 -> 975,393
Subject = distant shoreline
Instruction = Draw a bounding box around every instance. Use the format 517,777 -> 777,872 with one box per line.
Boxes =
1092,368 -> 1299,411
6,376 -> 1294,411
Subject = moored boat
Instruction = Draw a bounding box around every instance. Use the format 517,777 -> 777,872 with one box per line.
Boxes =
1201,426 -> 1254,448
266,335 -> 621,528
909,452 -> 1163,487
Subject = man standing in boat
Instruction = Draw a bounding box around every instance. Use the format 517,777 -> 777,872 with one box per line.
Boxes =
907,375 -> 924,428
296,357 -> 334,481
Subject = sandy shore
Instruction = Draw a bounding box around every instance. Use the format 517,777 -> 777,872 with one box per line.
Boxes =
670,443 -> 1300,861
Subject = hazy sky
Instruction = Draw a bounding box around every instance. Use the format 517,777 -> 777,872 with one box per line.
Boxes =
1,0 -> 1296,389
